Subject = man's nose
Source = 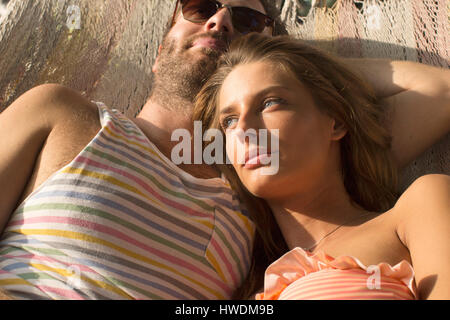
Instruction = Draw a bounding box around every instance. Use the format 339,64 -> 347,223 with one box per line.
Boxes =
204,7 -> 234,35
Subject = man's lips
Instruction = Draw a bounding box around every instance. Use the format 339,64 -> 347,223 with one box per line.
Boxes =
192,37 -> 226,51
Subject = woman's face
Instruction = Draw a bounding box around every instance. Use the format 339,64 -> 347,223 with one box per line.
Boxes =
218,61 -> 346,200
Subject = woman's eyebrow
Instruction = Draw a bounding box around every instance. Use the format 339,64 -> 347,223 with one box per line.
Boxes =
257,85 -> 291,97
219,105 -> 236,116
219,85 -> 291,116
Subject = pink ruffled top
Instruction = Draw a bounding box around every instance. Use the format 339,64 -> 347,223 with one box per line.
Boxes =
256,247 -> 417,300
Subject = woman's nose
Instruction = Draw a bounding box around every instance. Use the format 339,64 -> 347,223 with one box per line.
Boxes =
236,109 -> 261,133
204,7 -> 234,35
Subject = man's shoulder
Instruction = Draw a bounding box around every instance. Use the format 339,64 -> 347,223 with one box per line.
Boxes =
20,84 -> 102,165
14,83 -> 99,127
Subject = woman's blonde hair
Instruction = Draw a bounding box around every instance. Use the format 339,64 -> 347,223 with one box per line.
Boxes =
193,33 -> 398,299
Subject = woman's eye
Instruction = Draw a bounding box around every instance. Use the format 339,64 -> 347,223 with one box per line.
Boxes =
221,117 -> 238,130
262,98 -> 284,110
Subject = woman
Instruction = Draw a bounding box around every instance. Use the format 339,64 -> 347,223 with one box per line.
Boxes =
194,33 -> 450,300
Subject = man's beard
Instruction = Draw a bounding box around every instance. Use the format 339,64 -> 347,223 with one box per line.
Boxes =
152,32 -> 229,111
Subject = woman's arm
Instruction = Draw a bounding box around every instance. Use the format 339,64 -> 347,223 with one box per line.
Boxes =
395,174 -> 450,299
344,59 -> 450,169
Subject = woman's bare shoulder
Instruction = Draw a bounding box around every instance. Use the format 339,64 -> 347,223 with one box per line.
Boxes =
396,174 -> 450,209
392,174 -> 450,246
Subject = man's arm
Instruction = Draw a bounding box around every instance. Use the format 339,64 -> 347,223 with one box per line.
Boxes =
344,59 -> 450,169
0,84 -> 71,233
0,85 -> 69,300
0,288 -> 13,300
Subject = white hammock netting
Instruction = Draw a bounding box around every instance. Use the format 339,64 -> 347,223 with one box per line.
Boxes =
282,0 -> 449,67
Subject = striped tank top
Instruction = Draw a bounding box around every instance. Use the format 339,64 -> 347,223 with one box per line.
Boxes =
0,102 -> 255,299
256,247 -> 417,300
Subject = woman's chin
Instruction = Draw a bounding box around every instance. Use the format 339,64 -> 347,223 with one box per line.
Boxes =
248,188 -> 273,199
241,175 -> 278,199
239,168 -> 293,200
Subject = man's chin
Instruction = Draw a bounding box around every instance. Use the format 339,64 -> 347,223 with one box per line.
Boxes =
154,40 -> 222,102
189,45 -> 224,58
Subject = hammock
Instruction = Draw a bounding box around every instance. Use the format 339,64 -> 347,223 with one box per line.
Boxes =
0,0 -> 448,189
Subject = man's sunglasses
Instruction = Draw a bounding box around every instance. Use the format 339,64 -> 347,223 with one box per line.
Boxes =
171,0 -> 274,35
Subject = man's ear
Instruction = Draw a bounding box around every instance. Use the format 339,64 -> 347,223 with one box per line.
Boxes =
152,45 -> 163,73
330,118 -> 348,141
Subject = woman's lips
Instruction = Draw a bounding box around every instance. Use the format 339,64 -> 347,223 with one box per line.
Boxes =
244,151 -> 278,169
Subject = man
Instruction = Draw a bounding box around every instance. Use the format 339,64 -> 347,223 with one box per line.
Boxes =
0,0 -> 448,299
